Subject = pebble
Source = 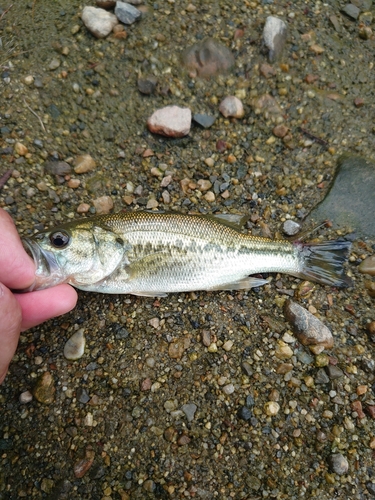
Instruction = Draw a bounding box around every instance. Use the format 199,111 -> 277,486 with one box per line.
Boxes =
273,124 -> 289,138
44,161 -> 71,176
359,255 -> 375,276
275,340 -> 293,359
147,105 -> 191,138
19,390 -> 33,404
115,1 -> 141,25
76,387 -> 90,404
204,191 -> 215,202
222,384 -> 235,395
92,196 -> 113,214
181,403 -> 197,422
219,96 -> 244,119
24,75 -> 34,85
48,58 -> 61,70
260,63 -> 276,79
168,339 -> 186,359
33,372 -> 56,404
284,300 -> 334,349
148,317 -> 160,329
73,449 -> 95,478
328,453 -> 349,475
77,203 -> 90,213
252,94 -> 283,122
315,368 -> 330,384
283,220 -> 300,236
81,6 -> 118,38
223,340 -> 233,352
64,329 -> 86,360
193,113 -> 216,128
264,401 -> 280,416
74,154 -> 96,174
325,365 -> 344,379
137,76 -> 158,95
201,330 -> 211,347
263,16 -> 287,62
197,179 -> 212,192
182,38 -> 234,78
14,142 -> 28,156
342,4 -> 360,20
96,0 -> 116,8
237,406 -> 252,421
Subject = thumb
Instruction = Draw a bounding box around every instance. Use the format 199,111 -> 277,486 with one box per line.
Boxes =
0,283 -> 22,384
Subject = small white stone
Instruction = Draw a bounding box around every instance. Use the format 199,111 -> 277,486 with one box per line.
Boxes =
64,329 -> 86,360
223,340 -> 234,352
19,390 -> 33,404
84,412 -> 94,426
24,75 -> 34,85
147,105 -> 192,138
222,383 -> 235,395
81,6 -> 118,38
219,96 -> 245,118
264,401 -> 280,416
263,16 -> 288,62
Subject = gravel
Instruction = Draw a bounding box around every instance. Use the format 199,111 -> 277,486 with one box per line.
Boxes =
1,0 -> 375,498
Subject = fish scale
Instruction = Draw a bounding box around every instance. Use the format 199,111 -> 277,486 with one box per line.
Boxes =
21,210 -> 352,296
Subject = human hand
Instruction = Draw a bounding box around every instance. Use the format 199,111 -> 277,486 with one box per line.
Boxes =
0,208 -> 78,384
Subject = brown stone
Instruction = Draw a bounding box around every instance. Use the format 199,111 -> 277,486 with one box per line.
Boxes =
351,400 -> 365,419
33,372 -> 55,404
284,300 -> 334,349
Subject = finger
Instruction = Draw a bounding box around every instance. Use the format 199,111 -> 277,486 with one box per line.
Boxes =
0,283 -> 22,384
0,208 -> 35,289
15,284 -> 78,331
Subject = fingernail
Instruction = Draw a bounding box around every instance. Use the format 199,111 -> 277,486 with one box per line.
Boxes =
0,283 -> 4,298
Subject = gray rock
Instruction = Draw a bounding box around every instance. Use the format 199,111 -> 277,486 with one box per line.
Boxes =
81,6 -> 118,38
193,113 -> 216,129
325,365 -> 344,379
263,16 -> 287,62
315,368 -> 330,384
342,4 -> 360,19
76,387 -> 90,404
367,482 -> 375,495
237,406 -> 252,421
115,1 -> 141,25
182,38 -> 234,78
328,453 -> 349,475
284,300 -> 334,349
283,220 -> 301,236
181,403 -> 197,422
307,155 -> 375,238
44,161 -> 71,176
137,76 -> 158,95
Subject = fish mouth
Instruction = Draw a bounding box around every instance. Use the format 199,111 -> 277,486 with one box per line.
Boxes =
21,238 -> 64,291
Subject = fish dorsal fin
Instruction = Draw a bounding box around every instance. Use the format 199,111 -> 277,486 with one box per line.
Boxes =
203,213 -> 249,231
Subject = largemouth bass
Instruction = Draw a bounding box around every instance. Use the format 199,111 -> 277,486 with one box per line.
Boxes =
22,211 -> 352,296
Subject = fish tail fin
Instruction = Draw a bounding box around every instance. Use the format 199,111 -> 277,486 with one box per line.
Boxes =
294,240 -> 352,287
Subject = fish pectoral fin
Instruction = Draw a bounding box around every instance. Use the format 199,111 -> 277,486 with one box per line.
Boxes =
205,276 -> 270,291
131,291 -> 168,298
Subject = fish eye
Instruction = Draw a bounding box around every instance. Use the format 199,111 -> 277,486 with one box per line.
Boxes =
49,230 -> 70,249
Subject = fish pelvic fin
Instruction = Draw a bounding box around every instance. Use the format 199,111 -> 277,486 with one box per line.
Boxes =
295,240 -> 352,287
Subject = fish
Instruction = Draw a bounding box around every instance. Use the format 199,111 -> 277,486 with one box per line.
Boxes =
21,210 -> 352,297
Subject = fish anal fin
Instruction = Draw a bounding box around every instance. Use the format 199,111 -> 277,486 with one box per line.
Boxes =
206,276 -> 270,291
